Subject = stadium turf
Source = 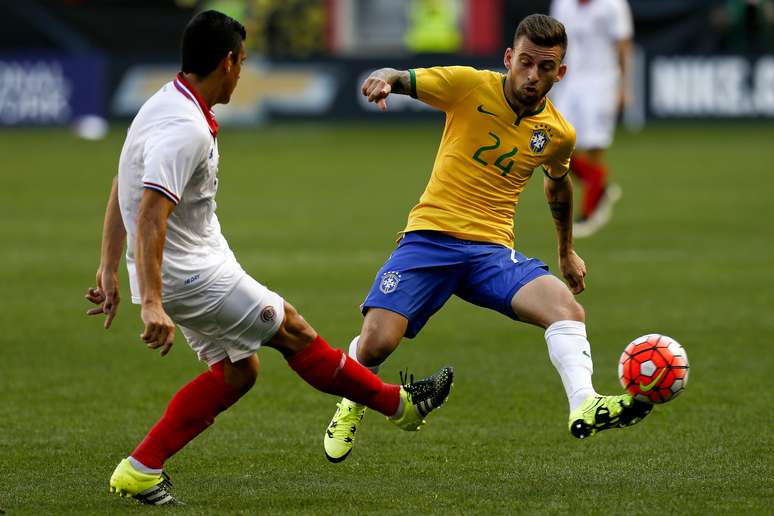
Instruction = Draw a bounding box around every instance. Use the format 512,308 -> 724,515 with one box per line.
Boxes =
0,122 -> 772,514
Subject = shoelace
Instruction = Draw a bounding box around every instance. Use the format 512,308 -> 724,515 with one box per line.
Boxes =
399,369 -> 417,403
400,369 -> 438,403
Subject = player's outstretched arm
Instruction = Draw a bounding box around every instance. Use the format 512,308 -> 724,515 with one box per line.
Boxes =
544,174 -> 586,294
86,175 -> 126,329
135,190 -> 177,356
361,68 -> 411,111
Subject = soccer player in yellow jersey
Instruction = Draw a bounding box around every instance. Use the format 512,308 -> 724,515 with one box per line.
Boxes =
323,14 -> 653,463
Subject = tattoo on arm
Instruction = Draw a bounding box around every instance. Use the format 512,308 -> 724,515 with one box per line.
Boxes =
372,68 -> 411,95
392,71 -> 411,95
545,175 -> 574,253
549,201 -> 570,224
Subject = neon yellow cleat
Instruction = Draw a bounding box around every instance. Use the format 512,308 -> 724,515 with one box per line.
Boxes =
569,394 -> 652,439
324,399 -> 367,463
109,458 -> 182,505
390,366 -> 454,432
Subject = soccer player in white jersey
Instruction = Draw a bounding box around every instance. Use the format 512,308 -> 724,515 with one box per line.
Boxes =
549,0 -> 633,237
85,10 -> 452,506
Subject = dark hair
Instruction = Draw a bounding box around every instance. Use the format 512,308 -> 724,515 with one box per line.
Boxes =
513,14 -> 567,59
181,10 -> 246,76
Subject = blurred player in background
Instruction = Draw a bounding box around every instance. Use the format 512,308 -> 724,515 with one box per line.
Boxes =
549,0 -> 633,237
323,13 -> 652,464
85,10 -> 452,505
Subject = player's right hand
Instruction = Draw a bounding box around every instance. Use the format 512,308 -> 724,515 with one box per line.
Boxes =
140,303 -> 176,357
361,75 -> 392,111
85,268 -> 120,329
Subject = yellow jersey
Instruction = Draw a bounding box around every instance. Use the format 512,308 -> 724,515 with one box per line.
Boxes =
403,66 -> 576,248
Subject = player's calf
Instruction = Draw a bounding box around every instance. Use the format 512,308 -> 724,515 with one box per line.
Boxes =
220,357 -> 259,396
286,334 -> 402,415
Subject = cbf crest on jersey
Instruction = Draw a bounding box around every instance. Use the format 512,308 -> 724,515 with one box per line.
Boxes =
379,271 -> 401,294
530,124 -> 553,154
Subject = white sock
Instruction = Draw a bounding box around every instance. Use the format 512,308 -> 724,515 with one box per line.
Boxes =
545,320 -> 597,412
389,394 -> 406,419
128,456 -> 162,475
348,335 -> 380,374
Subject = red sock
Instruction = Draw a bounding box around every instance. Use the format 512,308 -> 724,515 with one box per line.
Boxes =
570,155 -> 592,183
287,335 -> 400,416
571,156 -> 608,217
131,360 -> 242,470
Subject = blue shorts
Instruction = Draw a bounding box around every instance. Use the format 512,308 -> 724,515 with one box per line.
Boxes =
362,231 -> 550,338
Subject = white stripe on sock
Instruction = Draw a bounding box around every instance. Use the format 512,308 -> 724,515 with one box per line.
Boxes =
128,456 -> 162,475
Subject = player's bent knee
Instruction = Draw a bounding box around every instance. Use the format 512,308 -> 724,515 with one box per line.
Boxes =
357,333 -> 400,367
513,275 -> 587,327
357,308 -> 406,366
536,302 -> 585,328
280,303 -> 316,341
563,299 -> 585,322
229,370 -> 257,396
266,302 -> 317,357
223,355 -> 260,395
550,280 -> 586,322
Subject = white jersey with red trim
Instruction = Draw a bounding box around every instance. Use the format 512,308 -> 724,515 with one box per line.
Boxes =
550,0 -> 633,80
118,74 -> 239,303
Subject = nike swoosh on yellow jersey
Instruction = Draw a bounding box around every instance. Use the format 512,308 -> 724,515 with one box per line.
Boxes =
477,104 -> 497,117
639,368 -> 666,392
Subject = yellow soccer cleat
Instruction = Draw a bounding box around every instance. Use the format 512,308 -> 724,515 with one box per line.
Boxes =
109,458 -> 182,505
568,393 -> 652,439
324,398 -> 367,463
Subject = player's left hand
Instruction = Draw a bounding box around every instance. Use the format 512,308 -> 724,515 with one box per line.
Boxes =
85,267 -> 120,329
560,250 -> 586,294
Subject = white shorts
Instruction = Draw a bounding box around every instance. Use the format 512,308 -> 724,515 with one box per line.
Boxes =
163,267 -> 285,366
551,75 -> 619,150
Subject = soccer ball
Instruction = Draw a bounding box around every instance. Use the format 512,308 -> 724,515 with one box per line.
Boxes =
619,334 -> 689,403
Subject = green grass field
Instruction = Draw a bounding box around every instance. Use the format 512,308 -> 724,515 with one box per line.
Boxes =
1,121 -> 772,515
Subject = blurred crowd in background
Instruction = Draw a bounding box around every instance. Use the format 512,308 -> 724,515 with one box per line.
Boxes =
0,0 -> 772,134
4,0 -> 773,57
